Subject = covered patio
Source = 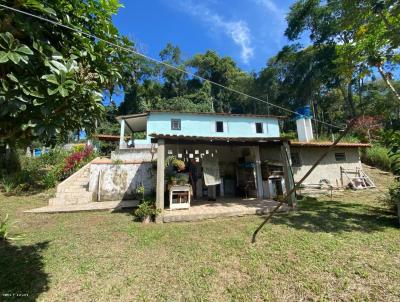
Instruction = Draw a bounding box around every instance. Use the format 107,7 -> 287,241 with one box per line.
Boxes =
152,134 -> 296,222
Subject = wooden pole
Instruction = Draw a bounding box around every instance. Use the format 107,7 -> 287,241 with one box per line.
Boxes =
252,119 -> 356,243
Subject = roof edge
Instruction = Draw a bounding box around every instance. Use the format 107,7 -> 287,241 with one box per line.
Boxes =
289,141 -> 371,148
115,112 -> 149,121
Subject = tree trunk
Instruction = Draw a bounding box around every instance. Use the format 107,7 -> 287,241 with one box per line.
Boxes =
347,82 -> 357,118
377,65 -> 400,103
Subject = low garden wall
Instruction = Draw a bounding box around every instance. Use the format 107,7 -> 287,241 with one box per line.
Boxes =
111,148 -> 157,162
89,159 -> 155,201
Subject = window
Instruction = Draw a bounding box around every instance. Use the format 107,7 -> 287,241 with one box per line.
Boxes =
291,152 -> 301,166
335,152 -> 346,161
171,119 -> 181,130
255,122 -> 263,133
216,121 -> 224,132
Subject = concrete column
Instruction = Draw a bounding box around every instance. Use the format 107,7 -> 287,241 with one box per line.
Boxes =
119,119 -> 125,149
156,139 -> 165,223
281,141 -> 296,206
254,145 -> 264,199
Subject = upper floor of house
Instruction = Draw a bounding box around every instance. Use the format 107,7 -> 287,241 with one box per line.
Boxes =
116,111 -> 282,148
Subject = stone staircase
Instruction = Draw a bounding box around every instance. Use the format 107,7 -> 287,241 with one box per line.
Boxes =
49,163 -> 95,207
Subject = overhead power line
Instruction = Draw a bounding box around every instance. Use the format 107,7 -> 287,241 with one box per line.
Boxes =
0,4 -> 345,130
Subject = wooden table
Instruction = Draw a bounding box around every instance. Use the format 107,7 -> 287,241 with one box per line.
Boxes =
169,185 -> 192,210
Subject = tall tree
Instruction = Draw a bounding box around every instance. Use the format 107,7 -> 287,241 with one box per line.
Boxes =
187,50 -> 249,113
285,0 -> 400,106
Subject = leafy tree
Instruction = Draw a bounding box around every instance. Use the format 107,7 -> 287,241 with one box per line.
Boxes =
0,0 -> 140,146
285,0 -> 400,106
187,50 -> 250,113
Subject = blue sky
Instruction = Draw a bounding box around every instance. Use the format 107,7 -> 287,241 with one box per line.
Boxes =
113,0 -> 300,72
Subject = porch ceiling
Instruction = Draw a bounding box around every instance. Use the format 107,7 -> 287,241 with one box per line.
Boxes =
116,113 -> 148,132
150,133 -> 288,145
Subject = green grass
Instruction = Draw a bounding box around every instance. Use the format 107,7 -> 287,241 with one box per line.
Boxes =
0,188 -> 399,301
362,144 -> 391,171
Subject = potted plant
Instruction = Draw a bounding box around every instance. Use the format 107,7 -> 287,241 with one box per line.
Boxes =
169,176 -> 177,186
133,199 -> 160,223
172,159 -> 186,172
176,173 -> 188,185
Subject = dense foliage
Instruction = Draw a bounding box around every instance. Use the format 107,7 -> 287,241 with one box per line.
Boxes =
0,0 -> 142,146
0,145 -> 97,193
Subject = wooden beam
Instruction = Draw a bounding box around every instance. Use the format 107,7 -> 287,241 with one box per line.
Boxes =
281,141 -> 296,207
252,119 -> 356,243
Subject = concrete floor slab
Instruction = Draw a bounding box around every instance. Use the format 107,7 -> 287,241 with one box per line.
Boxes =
163,198 -> 290,223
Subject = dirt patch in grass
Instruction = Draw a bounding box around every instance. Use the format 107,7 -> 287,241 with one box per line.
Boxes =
0,168 -> 399,301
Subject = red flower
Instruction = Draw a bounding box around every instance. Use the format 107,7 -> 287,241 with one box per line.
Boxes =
63,145 -> 93,173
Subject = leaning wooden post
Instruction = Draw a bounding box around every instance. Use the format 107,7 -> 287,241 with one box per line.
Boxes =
156,139 -> 165,223
281,141 -> 296,207
252,119 -> 356,243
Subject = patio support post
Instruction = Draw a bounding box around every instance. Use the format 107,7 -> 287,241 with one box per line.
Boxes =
254,145 -> 264,199
119,119 -> 125,149
156,139 -> 165,223
281,141 -> 296,207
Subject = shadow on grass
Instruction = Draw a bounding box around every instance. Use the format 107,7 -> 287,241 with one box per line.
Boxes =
270,197 -> 398,233
0,241 -> 49,301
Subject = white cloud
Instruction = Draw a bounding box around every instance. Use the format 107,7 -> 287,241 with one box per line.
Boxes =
175,1 -> 254,64
253,0 -> 287,47
255,0 -> 285,16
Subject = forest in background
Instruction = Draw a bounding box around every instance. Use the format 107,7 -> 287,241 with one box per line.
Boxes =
1,0 -> 400,145
99,0 -> 400,144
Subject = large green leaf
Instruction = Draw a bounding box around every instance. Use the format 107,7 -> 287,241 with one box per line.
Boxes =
16,45 -> 33,55
0,51 -> 8,63
41,74 -> 59,85
8,52 -> 20,64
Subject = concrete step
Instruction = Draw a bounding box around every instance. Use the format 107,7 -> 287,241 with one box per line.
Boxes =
57,186 -> 88,193
59,180 -> 89,187
48,163 -> 94,207
56,191 -> 93,199
50,198 -> 90,206
50,196 -> 94,206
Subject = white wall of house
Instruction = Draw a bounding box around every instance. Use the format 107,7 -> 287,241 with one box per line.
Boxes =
291,147 -> 362,187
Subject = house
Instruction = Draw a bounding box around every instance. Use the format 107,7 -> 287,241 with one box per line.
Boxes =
44,109 -> 371,221
93,111 -> 296,216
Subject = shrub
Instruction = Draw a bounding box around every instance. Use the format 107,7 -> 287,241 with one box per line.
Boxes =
133,199 -> 160,222
16,148 -> 69,189
63,145 -> 95,178
72,143 -> 86,153
1,176 -> 16,193
0,214 -> 10,241
361,145 -> 391,171
42,168 -> 60,189
387,182 -> 400,211
0,214 -> 22,241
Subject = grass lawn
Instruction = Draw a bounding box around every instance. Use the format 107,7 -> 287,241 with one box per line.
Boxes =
1,167 -> 399,301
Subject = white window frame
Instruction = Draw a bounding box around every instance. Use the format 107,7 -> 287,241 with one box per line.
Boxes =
255,122 -> 263,134
335,152 -> 346,161
215,121 -> 224,133
171,119 -> 181,131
